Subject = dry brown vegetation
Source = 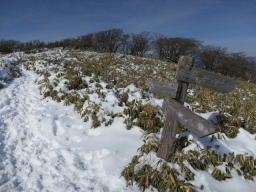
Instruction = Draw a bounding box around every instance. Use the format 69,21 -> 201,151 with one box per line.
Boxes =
23,49 -> 256,191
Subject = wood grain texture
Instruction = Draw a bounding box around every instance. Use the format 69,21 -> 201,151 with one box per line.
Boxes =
157,56 -> 193,160
176,81 -> 188,104
156,111 -> 178,160
177,67 -> 239,93
176,56 -> 193,69
162,99 -> 217,137
147,80 -> 178,98
175,56 -> 193,104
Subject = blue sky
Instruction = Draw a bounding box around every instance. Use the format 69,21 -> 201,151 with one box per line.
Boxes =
1,0 -> 255,57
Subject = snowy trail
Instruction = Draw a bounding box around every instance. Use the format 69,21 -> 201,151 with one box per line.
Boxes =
0,70 -> 142,192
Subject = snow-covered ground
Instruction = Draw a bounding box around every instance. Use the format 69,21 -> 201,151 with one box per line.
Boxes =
0,50 -> 256,192
0,56 -> 19,86
0,69 -> 143,191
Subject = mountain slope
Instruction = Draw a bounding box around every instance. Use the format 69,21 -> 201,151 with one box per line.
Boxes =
0,63 -> 142,192
0,48 -> 256,192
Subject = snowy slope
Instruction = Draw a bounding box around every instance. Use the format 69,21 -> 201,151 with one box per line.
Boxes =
0,56 -> 19,86
0,50 -> 256,192
0,69 -> 143,191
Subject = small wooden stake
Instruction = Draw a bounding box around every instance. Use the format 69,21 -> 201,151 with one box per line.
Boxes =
157,56 -> 193,160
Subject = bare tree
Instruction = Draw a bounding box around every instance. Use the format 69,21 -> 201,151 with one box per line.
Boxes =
78,34 -> 94,50
222,52 -> 256,81
94,29 -> 124,52
198,45 -> 256,81
119,34 -> 130,54
0,40 -> 22,53
198,46 -> 227,70
155,37 -> 201,63
130,32 -> 151,56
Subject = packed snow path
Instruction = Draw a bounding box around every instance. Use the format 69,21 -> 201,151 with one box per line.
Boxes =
0,70 -> 142,192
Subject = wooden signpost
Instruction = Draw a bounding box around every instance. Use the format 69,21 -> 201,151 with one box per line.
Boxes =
147,56 -> 239,160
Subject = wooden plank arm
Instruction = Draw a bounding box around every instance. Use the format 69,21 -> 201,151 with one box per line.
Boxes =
147,79 -> 178,98
162,98 -> 217,137
177,67 -> 239,93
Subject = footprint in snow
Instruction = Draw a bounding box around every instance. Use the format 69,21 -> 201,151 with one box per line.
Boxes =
52,119 -> 65,136
69,136 -> 82,143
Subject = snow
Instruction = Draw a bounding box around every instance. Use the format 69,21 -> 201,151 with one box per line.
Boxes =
180,116 -> 256,191
0,69 -> 143,191
198,111 -> 219,125
191,169 -> 256,192
0,56 -> 17,83
0,50 -> 256,192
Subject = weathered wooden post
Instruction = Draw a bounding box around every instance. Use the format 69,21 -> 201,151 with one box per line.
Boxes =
157,56 -> 192,160
147,56 -> 239,161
